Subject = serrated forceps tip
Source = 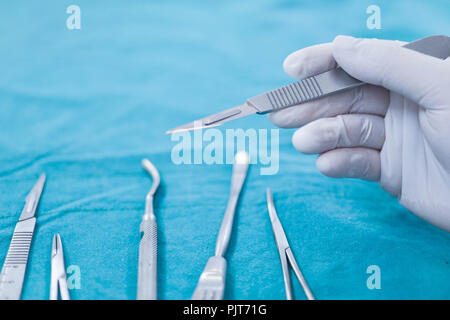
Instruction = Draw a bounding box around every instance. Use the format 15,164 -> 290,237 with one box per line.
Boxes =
266,188 -> 315,300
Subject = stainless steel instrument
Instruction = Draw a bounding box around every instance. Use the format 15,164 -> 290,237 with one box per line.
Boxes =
266,188 -> 314,300
167,35 -> 450,134
137,159 -> 160,300
0,174 -> 46,300
191,151 -> 249,300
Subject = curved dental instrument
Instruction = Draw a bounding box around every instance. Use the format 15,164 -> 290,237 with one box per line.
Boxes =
266,188 -> 314,300
0,174 -> 46,300
166,35 -> 450,134
50,234 -> 70,300
137,159 -> 160,300
192,151 -> 249,300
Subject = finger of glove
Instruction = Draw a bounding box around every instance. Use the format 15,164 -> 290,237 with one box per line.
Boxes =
316,147 -> 381,181
292,114 -> 385,154
283,42 -> 337,80
269,84 -> 389,128
332,35 -> 448,109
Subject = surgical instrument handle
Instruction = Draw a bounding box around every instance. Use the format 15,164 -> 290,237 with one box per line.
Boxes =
286,248 -> 315,300
50,271 -> 70,300
0,218 -> 36,300
58,278 -> 70,300
215,152 -> 249,257
246,35 -> 449,114
137,159 -> 160,300
137,215 -> 157,300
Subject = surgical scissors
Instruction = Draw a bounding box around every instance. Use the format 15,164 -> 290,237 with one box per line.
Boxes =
266,188 -> 314,300
50,234 -> 70,300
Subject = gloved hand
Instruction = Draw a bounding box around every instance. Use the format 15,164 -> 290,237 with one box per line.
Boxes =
269,36 -> 450,231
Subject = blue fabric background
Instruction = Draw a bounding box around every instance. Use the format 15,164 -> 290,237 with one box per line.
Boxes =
0,0 -> 449,300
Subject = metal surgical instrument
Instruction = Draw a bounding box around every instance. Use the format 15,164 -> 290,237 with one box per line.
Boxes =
191,151 -> 249,300
0,174 -> 46,300
266,188 -> 314,300
50,234 -> 70,300
137,159 -> 160,300
167,35 -> 450,134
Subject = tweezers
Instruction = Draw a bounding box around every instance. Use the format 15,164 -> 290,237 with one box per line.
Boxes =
167,35 -> 450,134
50,234 -> 70,300
266,188 -> 314,300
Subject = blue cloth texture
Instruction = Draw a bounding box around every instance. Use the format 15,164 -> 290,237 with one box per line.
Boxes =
0,0 -> 449,299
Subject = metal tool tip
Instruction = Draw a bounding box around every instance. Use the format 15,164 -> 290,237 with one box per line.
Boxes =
266,188 -> 273,202
142,158 -> 160,192
142,159 -> 157,175
235,151 -> 249,165
165,127 -> 193,135
51,234 -> 58,255
38,173 -> 46,184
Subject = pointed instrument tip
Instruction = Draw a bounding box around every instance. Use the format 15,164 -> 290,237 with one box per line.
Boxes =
39,173 -> 46,183
28,173 -> 46,196
141,158 -> 160,196
165,126 -> 199,135
166,118 -> 225,135
266,188 -> 277,222
34,173 -> 47,191
165,127 -> 185,134
52,234 -> 63,257
266,188 -> 273,205
51,234 -> 58,256
235,151 -> 249,165
20,173 -> 47,221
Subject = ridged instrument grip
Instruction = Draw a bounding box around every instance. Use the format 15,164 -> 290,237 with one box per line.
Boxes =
137,216 -> 157,300
0,218 -> 36,300
247,35 -> 450,114
270,76 -> 323,108
246,69 -> 362,113
246,75 -> 327,113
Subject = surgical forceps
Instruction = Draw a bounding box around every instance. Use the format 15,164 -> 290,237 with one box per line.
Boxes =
266,188 -> 314,300
137,159 -> 160,300
50,234 -> 70,300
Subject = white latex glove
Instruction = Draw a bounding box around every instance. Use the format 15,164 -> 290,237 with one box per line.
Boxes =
269,36 -> 450,231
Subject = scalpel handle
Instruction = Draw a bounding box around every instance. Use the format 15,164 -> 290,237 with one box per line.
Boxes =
0,218 -> 36,300
247,35 -> 450,113
137,215 -> 157,300
247,68 -> 361,113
